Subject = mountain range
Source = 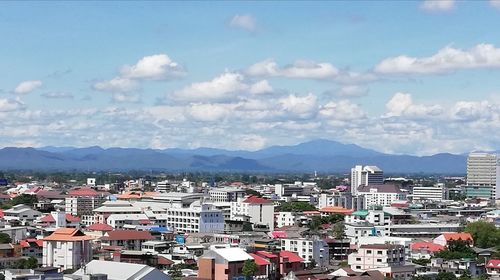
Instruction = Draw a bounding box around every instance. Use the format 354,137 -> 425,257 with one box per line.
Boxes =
0,139 -> 469,174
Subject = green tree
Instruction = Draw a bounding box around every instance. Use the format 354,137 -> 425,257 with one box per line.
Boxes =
458,271 -> 472,280
464,221 -> 500,249
245,189 -> 262,197
411,258 -> 431,266
434,240 -> 476,260
242,259 -> 258,279
279,201 -> 316,212
0,233 -> 11,244
167,264 -> 183,280
332,221 -> 346,240
412,276 -> 432,280
11,194 -> 38,207
436,272 -> 457,280
25,257 -> 38,269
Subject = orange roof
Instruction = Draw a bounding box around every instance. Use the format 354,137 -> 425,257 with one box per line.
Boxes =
249,253 -> 271,266
411,241 -> 444,252
43,228 -> 93,241
319,206 -> 354,214
442,232 -> 473,242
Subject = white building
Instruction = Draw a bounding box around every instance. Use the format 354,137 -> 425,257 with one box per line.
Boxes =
345,210 -> 389,226
107,213 -> 149,229
348,244 -> 405,270
86,178 -> 96,187
412,184 -> 447,201
357,185 -> 406,208
276,212 -> 297,228
467,152 -> 499,199
231,196 -> 274,231
166,200 -> 224,233
71,260 -> 170,280
351,165 -> 384,195
357,236 -> 412,260
42,228 -> 93,270
3,204 -> 42,224
280,238 -> 329,267
208,187 -> 246,202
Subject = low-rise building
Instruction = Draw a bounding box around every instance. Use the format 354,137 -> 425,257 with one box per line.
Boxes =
280,237 -> 329,268
71,260 -> 170,280
166,201 -> 224,234
197,246 -> 262,280
349,244 -> 406,271
357,185 -> 406,208
3,204 -> 42,224
433,232 -> 474,247
42,228 -> 93,271
100,230 -> 154,251
231,196 -> 274,232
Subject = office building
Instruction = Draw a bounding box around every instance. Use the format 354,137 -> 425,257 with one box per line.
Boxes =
351,166 -> 384,195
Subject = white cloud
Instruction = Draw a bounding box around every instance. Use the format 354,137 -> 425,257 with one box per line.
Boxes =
112,92 -> 141,103
319,100 -> 366,121
421,0 -> 455,12
491,0 -> 500,9
93,77 -> 139,93
375,44 -> 500,74
249,80 -> 273,94
120,54 -> 185,80
451,100 -> 498,122
384,92 -> 442,118
0,98 -> 24,112
234,134 -> 266,150
279,93 -> 318,119
186,103 -> 233,122
247,59 -> 339,79
14,80 -> 43,94
229,14 -> 257,31
334,85 -> 369,98
41,92 -> 74,99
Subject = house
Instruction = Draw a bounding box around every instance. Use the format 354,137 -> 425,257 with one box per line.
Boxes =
36,211 -> 80,229
433,232 -> 474,247
0,243 -> 15,258
71,260 -> 170,280
411,241 -> 444,260
197,246 -> 261,280
42,228 -> 93,270
279,251 -> 305,277
100,230 -> 154,251
486,259 -> 500,277
19,239 -> 43,263
349,244 -> 406,271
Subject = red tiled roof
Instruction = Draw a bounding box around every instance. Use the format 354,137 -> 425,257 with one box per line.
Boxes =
442,232 -> 473,242
43,228 -> 93,241
88,223 -> 114,231
279,251 -> 304,263
65,214 -> 81,223
158,256 -> 174,265
271,231 -> 287,238
249,253 -> 271,266
40,215 -> 56,223
19,239 -> 43,248
101,230 -> 154,241
68,188 -> 100,197
487,259 -> 500,268
256,251 -> 278,259
244,195 -> 272,204
411,241 -> 444,252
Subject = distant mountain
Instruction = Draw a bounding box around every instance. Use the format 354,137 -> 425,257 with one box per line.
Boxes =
0,139 -> 471,173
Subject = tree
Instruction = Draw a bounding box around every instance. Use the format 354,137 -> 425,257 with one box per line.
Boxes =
245,189 -> 262,197
436,272 -> 457,280
412,276 -> 432,280
242,259 -> 258,279
279,201 -> 316,212
332,221 -> 346,240
0,233 -> 11,244
11,194 -> 38,207
25,257 -> 38,269
411,258 -> 431,266
167,264 -> 183,280
464,221 -> 500,249
434,240 -> 476,260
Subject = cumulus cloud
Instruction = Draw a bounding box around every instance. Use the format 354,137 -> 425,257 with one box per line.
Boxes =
450,100 -> 498,122
186,103 -> 233,122
319,100 -> 366,121
229,14 -> 257,31
93,77 -> 139,93
171,72 -> 272,102
384,92 -> 442,118
374,44 -> 500,74
333,85 -> 369,98
421,0 -> 455,12
279,93 -> 318,120
120,54 -> 185,80
0,98 -> 25,112
14,80 -> 43,94
247,59 -> 339,79
112,92 -> 141,103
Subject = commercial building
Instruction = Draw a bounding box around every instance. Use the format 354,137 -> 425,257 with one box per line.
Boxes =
466,152 -> 499,199
231,196 -> 274,232
208,187 -> 246,203
42,228 -> 93,270
412,183 -> 447,201
71,260 -> 170,280
166,200 -> 224,234
65,188 -> 107,217
351,166 -> 384,195
357,185 -> 406,208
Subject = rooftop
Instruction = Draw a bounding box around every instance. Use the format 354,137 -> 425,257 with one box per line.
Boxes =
43,228 -> 93,242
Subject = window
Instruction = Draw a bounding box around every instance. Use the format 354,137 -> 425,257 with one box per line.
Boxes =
356,258 -> 361,261
356,266 -> 361,269
377,259 -> 382,262
367,250 -> 372,254
377,250 -> 383,254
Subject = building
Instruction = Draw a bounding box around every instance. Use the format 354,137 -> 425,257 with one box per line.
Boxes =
324,238 -> 352,261
65,188 -> 107,217
357,236 -> 412,260
208,187 -> 246,202
486,259 -> 500,277
231,196 -> 274,232
280,237 -> 330,268
388,223 -> 463,238
410,242 -> 444,260
412,184 -> 447,201
100,230 -> 154,251
166,200 -> 224,234
467,152 -> 499,199
197,246 -> 259,280
19,239 -> 44,264
433,232 -> 474,247
348,244 -> 405,271
357,185 -> 406,208
351,166 -> 384,195
4,267 -> 63,280
42,228 -> 93,270
430,258 -> 485,278
276,212 -> 297,228
3,204 -> 42,224
71,260 -> 170,280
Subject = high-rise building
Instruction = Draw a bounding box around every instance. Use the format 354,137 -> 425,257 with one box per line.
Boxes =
466,153 -> 499,199
351,165 -> 384,195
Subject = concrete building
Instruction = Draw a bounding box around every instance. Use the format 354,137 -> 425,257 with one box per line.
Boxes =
276,212 -> 297,228
412,183 -> 447,201
348,244 -> 405,271
166,200 -> 224,234
208,187 -> 246,203
65,188 -> 107,217
3,204 -> 42,225
388,223 -> 463,238
231,196 -> 274,232
351,165 -> 384,195
71,260 -> 170,280
4,268 -> 62,280
100,230 -> 154,251
42,228 -> 93,271
467,152 -> 499,199
197,246 -> 260,280
280,238 -> 329,268
357,185 -> 406,208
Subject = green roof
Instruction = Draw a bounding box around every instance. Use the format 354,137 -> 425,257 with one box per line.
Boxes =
352,210 -> 369,216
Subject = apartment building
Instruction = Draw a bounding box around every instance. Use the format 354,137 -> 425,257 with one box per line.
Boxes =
349,244 -> 405,271
166,200 -> 224,234
65,188 -> 107,217
467,152 -> 499,199
208,187 -> 246,202
231,196 -> 274,231
412,183 -> 448,201
357,185 -> 406,208
280,238 -> 330,268
100,230 -> 154,251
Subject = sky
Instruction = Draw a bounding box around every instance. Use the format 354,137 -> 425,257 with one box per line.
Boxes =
0,0 -> 500,155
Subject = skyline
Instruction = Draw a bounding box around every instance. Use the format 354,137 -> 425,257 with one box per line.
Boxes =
1,1 -> 500,155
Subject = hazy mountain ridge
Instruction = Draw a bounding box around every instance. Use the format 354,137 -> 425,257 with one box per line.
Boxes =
2,140 -> 469,173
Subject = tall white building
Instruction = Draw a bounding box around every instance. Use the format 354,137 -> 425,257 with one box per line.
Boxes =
230,196 -> 274,231
467,152 -> 499,199
166,200 -> 224,233
351,165 -> 384,195
357,185 -> 406,208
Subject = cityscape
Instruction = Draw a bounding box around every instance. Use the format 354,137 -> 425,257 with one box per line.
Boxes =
1,1 -> 500,280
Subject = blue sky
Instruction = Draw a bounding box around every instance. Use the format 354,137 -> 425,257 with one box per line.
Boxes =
0,0 -> 499,155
